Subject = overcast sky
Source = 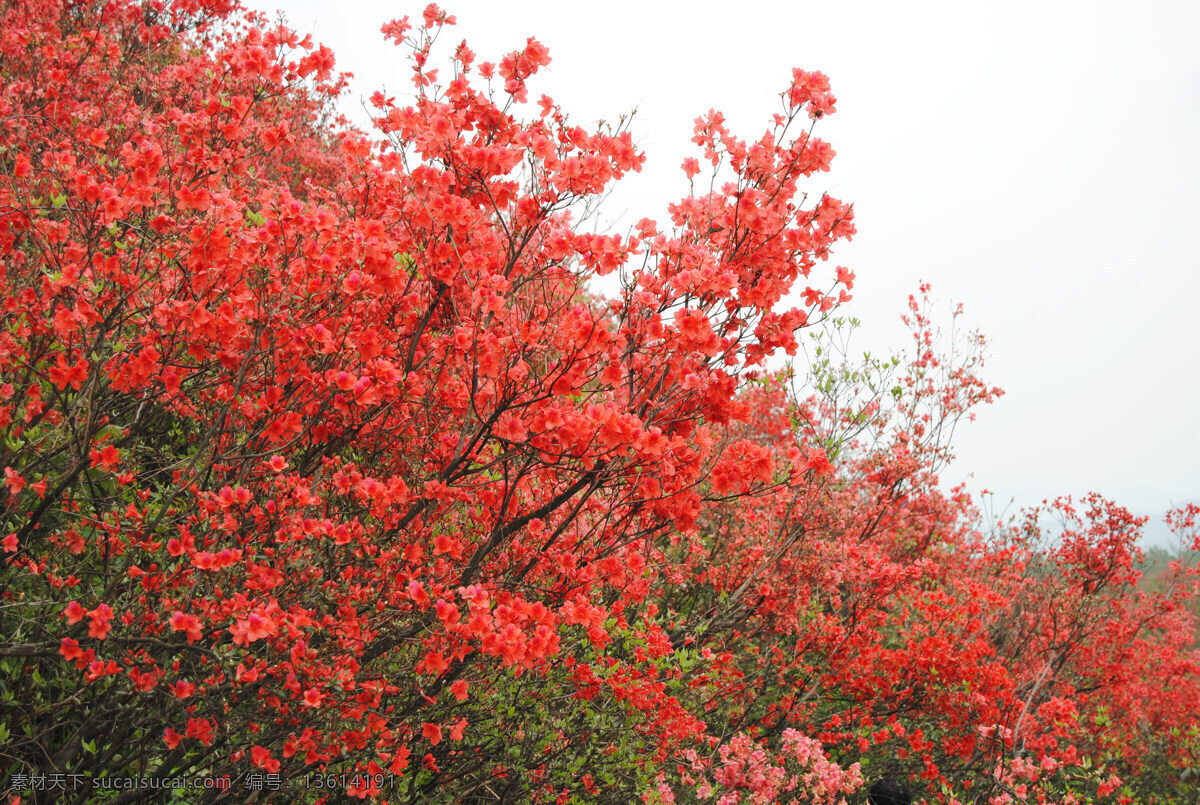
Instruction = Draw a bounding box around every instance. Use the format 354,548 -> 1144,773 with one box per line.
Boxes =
255,0 -> 1200,546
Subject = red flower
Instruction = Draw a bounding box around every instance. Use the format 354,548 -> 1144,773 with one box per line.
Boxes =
250,745 -> 280,772
419,651 -> 450,676
803,448 -> 833,475
170,680 -> 195,699
87,603 -> 113,639
495,413 -> 528,443
185,718 -> 214,746
229,611 -> 277,645
3,467 -> 24,495
422,722 -> 442,746
48,355 -> 89,391
389,746 -> 411,774
63,600 -> 85,624
433,532 -> 462,558
89,444 -> 121,472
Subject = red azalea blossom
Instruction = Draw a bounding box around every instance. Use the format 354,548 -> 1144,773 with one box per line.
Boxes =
422,722 -> 443,746
59,638 -> 83,660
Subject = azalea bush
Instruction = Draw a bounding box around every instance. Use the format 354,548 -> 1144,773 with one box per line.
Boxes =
1,1 -> 1198,803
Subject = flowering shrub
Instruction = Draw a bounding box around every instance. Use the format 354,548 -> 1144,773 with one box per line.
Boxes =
1,1 -> 1198,803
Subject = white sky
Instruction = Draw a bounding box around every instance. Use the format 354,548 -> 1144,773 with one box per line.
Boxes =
255,0 -> 1200,546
